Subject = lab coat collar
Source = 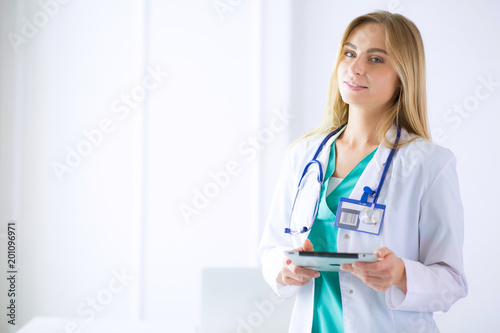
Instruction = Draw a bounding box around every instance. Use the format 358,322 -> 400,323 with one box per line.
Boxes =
373,124 -> 408,166
346,124 -> 403,208
316,124 -> 407,172
315,126 -> 346,172
319,124 -> 407,168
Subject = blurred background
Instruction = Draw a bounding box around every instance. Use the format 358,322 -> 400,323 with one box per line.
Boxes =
0,0 -> 499,332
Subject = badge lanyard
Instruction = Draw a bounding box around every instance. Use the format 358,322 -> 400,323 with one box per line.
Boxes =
334,126 -> 401,235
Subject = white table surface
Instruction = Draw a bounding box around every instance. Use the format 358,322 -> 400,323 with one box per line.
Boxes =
15,316 -> 199,333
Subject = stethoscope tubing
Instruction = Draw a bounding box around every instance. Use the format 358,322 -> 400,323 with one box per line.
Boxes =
372,125 -> 401,205
285,124 -> 401,235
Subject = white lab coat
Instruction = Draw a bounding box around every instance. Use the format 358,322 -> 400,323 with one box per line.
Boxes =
258,125 -> 467,333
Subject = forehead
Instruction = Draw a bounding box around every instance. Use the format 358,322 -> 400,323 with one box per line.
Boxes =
346,23 -> 386,48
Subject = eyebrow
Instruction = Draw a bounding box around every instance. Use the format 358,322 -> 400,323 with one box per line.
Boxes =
343,42 -> 388,55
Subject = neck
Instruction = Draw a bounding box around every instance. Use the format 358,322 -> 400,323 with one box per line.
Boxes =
340,105 -> 383,147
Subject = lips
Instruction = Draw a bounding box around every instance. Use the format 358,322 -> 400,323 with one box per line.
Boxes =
344,80 -> 367,88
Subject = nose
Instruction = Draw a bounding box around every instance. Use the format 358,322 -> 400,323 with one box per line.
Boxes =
348,57 -> 365,76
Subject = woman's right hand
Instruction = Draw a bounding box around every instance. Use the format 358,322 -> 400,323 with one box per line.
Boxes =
277,239 -> 320,286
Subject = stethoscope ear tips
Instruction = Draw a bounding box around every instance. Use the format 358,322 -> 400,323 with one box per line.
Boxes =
300,227 -> 309,233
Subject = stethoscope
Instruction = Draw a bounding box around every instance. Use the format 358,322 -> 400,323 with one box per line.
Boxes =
284,124 -> 401,235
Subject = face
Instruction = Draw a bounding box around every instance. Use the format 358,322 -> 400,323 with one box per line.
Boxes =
337,23 -> 400,112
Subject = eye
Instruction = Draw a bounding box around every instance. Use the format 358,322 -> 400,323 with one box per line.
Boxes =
344,51 -> 355,58
370,57 -> 383,63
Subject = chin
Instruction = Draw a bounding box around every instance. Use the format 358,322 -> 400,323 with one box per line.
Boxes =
339,92 -> 366,106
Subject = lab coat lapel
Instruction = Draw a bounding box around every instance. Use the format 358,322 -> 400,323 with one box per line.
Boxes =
349,125 -> 401,204
296,127 -> 346,247
315,126 -> 346,173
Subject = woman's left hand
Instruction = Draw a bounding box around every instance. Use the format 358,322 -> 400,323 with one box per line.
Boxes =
340,247 -> 407,293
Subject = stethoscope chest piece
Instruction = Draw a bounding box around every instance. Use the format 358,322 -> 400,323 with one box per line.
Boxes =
359,207 -> 383,225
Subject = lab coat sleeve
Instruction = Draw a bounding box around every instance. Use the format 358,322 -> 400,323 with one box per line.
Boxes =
258,148 -> 301,299
386,153 -> 468,312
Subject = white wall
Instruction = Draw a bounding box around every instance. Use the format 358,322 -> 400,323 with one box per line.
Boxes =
0,0 -> 498,332
0,0 -> 261,331
1,1 -> 146,331
143,0 -> 257,323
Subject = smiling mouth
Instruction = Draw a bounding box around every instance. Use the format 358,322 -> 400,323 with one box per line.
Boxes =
345,81 -> 367,88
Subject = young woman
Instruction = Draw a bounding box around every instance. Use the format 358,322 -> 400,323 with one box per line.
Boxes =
258,11 -> 467,333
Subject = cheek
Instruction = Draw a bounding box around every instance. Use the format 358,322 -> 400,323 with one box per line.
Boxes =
337,62 -> 347,80
376,72 -> 399,95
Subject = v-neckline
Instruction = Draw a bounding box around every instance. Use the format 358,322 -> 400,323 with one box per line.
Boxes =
327,139 -> 378,184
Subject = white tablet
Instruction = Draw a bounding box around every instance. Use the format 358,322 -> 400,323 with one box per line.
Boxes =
284,251 -> 378,272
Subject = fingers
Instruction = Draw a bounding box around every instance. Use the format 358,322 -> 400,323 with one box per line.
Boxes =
374,246 -> 392,259
340,263 -> 353,273
341,262 -> 385,278
302,239 -> 315,252
281,276 -> 309,287
351,260 -> 387,274
342,262 -> 393,291
288,262 -> 320,279
340,247 -> 404,292
281,257 -> 320,286
281,239 -> 317,286
349,259 -> 393,277
282,270 -> 319,286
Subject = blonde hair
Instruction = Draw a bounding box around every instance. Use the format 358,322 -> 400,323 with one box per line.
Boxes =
301,10 -> 430,147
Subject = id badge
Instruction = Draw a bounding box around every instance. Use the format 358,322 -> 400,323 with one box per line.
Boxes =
334,197 -> 386,235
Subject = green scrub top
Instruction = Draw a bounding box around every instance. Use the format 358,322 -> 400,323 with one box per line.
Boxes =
308,139 -> 377,333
